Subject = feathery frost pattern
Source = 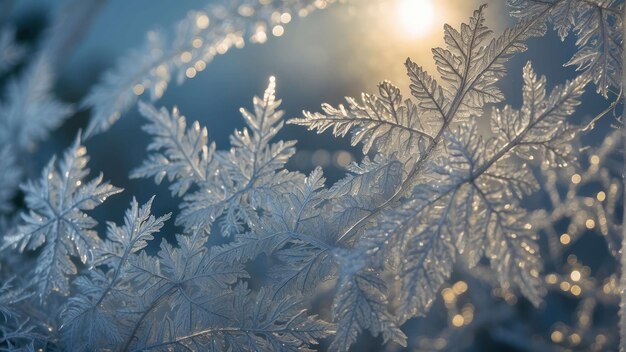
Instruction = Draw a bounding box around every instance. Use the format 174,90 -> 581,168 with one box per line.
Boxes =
134,77 -> 300,236
292,82 -> 434,156
59,197 -> 170,351
59,196 -> 332,351
3,135 -> 122,298
82,0 -> 339,138
509,0 -> 623,97
292,7 -> 585,350
0,1 -> 622,351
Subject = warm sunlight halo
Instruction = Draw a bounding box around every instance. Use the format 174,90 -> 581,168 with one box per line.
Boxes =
396,0 -> 436,37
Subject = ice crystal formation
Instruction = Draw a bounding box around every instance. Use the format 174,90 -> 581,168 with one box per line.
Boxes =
0,0 -> 623,351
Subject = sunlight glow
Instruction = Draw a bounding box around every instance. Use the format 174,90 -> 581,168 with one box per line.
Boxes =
396,0 -> 436,37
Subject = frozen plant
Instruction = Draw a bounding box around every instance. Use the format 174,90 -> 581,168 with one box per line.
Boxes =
0,0 -> 623,351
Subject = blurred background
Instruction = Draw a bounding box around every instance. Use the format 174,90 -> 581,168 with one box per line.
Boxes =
1,0 -> 622,350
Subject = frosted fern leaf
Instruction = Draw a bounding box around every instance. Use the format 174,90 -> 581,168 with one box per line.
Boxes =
134,283 -> 334,352
114,232 -> 329,351
211,167 -> 326,264
331,256 -> 407,351
81,0 -> 339,138
117,229 -> 247,350
0,279 -> 30,322
291,81 -> 434,155
290,6 -> 555,348
136,77 -> 300,236
376,62 -> 586,323
212,167 -> 337,300
60,197 -> 170,351
508,0 -> 623,97
131,101 -> 214,197
293,4 -> 549,161
326,154 -> 404,244
0,279 -> 40,349
3,134 -> 122,298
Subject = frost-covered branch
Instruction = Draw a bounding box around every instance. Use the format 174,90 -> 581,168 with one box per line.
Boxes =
82,0 -> 341,138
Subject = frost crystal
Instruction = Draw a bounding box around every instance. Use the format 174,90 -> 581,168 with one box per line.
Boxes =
4,134 -> 122,298
509,0 -> 623,97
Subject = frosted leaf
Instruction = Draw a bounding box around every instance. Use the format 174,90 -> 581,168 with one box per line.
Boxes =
491,62 -> 589,167
59,272 -> 123,351
176,78 -> 300,235
3,134 -> 122,298
94,196 -> 172,267
327,154 -> 404,241
212,168 -> 336,299
0,279 -> 29,321
435,5 -> 492,97
0,279 -> 39,349
118,231 -> 329,351
405,58 -> 448,123
134,283 -> 334,352
291,81 -> 433,155
212,167 -> 327,264
131,101 -> 215,196
331,264 -> 407,351
508,0 -> 623,97
454,5 -> 548,120
115,230 -> 249,349
82,0 -> 340,138
293,3 -> 549,167
345,63 -> 587,334
290,7 -> 555,349
374,189 -> 459,324
60,198 -> 170,351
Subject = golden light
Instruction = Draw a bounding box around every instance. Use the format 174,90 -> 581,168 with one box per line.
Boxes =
452,281 -> 468,295
551,330 -> 564,343
546,274 -> 558,284
396,0 -> 436,37
451,314 -> 465,327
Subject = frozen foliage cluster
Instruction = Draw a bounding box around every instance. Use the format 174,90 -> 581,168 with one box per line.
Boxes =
0,0 -> 623,351
509,0 -> 623,97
